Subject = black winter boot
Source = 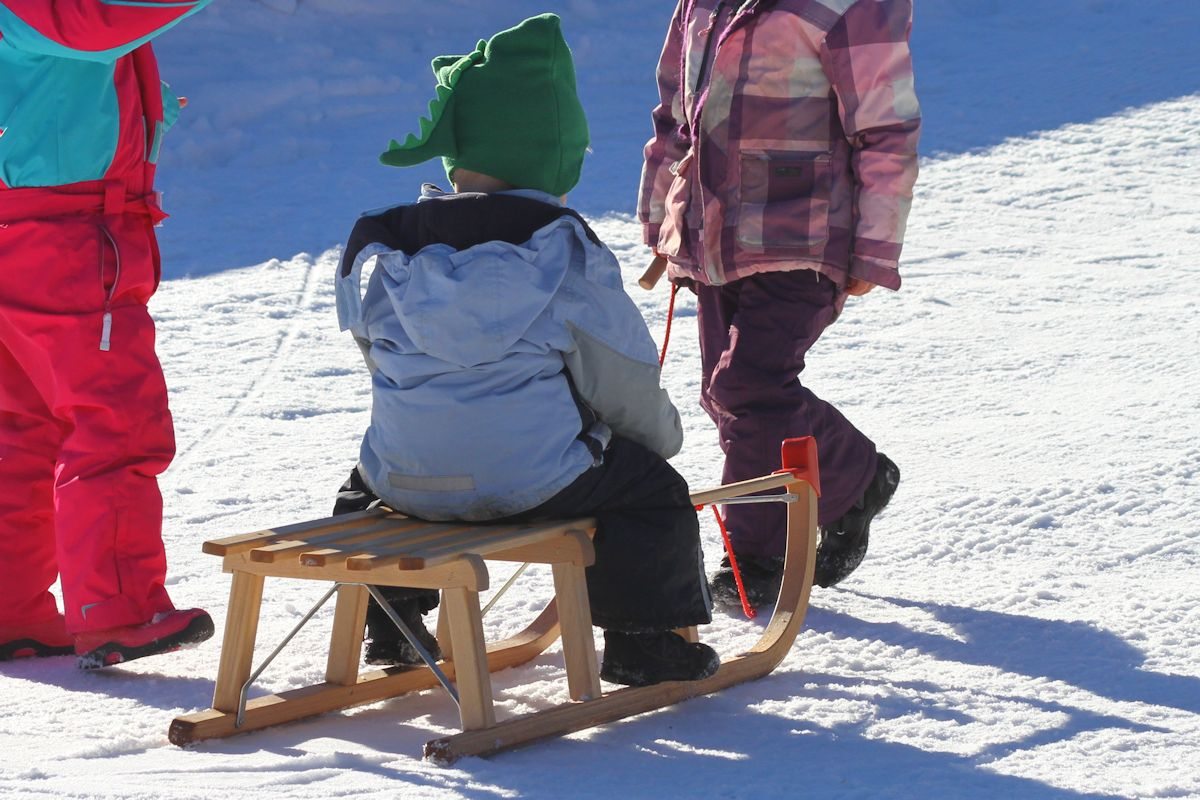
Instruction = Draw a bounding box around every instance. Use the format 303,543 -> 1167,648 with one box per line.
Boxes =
600,630 -> 720,687
364,594 -> 442,667
708,554 -> 785,611
814,452 -> 900,588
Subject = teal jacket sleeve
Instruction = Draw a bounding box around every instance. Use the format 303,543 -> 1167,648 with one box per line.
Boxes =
0,0 -> 212,62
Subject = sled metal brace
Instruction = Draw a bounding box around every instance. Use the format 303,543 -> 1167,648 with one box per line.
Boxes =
482,561 -> 531,616
363,584 -> 458,703
710,492 -> 798,505
234,582 -> 459,728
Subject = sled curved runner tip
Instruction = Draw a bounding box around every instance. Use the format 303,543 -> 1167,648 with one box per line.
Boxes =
168,438 -> 820,764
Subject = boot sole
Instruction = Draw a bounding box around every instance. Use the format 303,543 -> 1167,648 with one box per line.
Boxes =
0,640 -> 75,662
600,656 -> 720,687
77,614 -> 215,670
709,570 -> 783,611
814,458 -> 900,588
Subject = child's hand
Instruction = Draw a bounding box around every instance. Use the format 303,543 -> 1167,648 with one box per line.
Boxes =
846,277 -> 875,296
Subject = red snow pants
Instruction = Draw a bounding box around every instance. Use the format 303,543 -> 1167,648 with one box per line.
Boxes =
0,196 -> 176,634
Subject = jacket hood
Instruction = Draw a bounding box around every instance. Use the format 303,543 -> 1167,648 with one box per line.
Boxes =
337,191 -> 604,368
381,232 -> 569,366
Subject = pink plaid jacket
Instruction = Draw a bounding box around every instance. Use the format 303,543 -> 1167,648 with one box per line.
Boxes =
637,0 -> 921,289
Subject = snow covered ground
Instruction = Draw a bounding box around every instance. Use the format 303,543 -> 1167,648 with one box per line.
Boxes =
2,2 -> 1199,798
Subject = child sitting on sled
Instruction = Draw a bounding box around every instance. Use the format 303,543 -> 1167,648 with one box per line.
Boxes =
331,14 -> 717,687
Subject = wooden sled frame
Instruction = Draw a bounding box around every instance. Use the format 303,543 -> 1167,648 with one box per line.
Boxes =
169,438 -> 820,763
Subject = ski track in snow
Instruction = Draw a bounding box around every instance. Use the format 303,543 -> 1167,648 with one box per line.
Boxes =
3,10 -> 1200,800
163,252 -> 327,474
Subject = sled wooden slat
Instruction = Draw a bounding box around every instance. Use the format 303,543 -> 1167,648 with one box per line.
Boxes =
253,522 -> 478,566
346,520 -> 598,571
224,551 -> 492,592
298,523 -> 489,568
245,518 -> 433,564
171,438 -> 820,764
202,510 -> 413,557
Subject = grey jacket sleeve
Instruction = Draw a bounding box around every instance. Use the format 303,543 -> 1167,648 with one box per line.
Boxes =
562,321 -> 684,460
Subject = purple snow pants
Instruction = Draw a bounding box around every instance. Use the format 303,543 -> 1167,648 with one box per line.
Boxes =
696,270 -> 878,558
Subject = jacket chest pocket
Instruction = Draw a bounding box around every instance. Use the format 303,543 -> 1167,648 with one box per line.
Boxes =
735,151 -> 832,251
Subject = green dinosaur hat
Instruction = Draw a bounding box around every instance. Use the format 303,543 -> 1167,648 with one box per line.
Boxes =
380,13 -> 590,197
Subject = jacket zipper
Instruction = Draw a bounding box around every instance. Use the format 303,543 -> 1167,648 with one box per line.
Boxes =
692,1 -> 761,99
684,0 -> 762,284
687,2 -> 731,284
693,1 -> 726,97
98,226 -> 121,352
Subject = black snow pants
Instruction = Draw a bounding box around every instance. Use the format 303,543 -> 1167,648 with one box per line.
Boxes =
333,435 -> 711,636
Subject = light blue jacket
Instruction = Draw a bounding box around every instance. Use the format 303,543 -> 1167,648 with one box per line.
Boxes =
336,189 -> 683,521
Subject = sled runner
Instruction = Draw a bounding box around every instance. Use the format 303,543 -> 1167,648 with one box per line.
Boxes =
169,438 -> 820,763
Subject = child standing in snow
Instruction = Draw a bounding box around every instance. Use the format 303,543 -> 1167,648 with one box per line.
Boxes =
638,0 -> 921,607
0,1 -> 215,667
333,14 -> 718,686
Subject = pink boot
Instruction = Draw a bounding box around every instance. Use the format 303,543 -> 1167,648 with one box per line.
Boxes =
74,608 -> 214,670
0,616 -> 75,661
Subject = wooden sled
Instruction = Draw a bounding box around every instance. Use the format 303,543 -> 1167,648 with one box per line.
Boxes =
169,438 -> 820,763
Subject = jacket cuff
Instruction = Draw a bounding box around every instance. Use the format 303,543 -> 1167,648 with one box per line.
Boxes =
642,223 -> 662,249
849,254 -> 902,291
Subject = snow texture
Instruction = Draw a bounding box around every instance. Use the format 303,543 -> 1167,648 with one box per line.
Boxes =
2,1 -> 1198,799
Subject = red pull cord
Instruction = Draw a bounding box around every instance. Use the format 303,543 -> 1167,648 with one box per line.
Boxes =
697,504 -> 756,619
658,281 -> 679,367
658,281 -> 755,619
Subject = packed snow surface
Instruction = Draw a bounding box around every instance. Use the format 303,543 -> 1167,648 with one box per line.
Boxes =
2,1 -> 1197,798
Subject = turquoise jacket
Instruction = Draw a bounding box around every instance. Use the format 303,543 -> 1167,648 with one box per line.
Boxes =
0,0 -> 210,192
